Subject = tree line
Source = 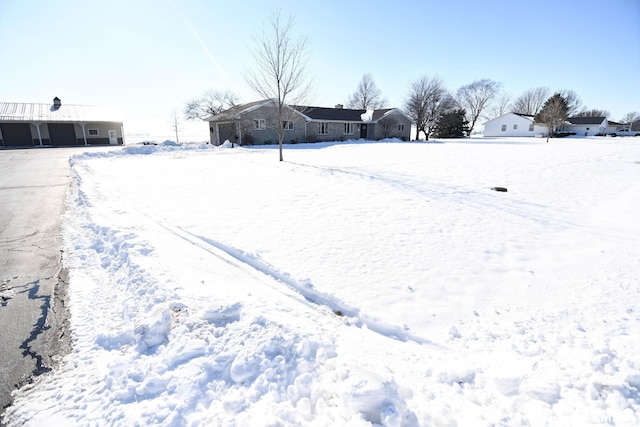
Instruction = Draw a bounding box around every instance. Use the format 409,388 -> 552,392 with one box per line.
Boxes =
184,11 -> 639,158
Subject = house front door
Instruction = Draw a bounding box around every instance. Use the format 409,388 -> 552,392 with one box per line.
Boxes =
108,130 -> 118,144
360,124 -> 368,139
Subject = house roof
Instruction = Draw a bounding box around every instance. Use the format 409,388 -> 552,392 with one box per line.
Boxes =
208,100 -> 411,123
483,112 -> 535,125
566,116 -> 606,125
0,101 -> 123,122
372,109 -> 394,121
294,106 -> 366,122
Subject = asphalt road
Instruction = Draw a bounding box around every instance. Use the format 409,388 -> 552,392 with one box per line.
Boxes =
0,146 -> 115,424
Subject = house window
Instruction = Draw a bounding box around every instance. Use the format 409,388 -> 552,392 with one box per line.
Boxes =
319,122 -> 329,135
398,124 -> 405,131
88,129 -> 99,136
344,123 -> 354,135
513,124 -> 518,130
283,120 -> 294,130
383,124 -> 390,131
529,124 -> 534,131
253,119 -> 266,130
501,124 -> 507,132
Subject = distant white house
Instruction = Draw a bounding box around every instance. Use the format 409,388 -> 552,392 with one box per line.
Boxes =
557,117 -> 607,136
484,113 -> 610,137
483,113 -> 548,137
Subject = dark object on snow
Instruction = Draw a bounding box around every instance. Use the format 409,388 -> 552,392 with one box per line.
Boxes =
491,187 -> 508,192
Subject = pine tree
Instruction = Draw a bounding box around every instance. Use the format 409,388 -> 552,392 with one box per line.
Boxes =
434,109 -> 469,138
535,93 -> 569,142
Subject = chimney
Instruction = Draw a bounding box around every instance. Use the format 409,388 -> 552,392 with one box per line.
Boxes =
335,104 -> 343,109
53,97 -> 61,108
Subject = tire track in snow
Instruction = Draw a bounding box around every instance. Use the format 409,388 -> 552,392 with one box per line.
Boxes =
183,228 -> 439,347
98,183 -> 440,347
73,155 -> 442,348
152,214 -> 437,347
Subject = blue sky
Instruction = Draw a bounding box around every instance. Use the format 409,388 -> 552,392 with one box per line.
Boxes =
1,0 -> 639,140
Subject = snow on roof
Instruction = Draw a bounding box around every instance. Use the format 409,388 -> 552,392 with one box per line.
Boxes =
0,102 -> 123,122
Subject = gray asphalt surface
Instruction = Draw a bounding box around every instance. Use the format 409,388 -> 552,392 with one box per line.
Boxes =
0,146 -> 116,424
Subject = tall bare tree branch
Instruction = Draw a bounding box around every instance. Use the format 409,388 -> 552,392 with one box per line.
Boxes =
489,91 -> 512,119
455,78 -> 501,135
511,87 -> 550,116
621,111 -> 640,129
347,73 -> 386,110
184,89 -> 239,120
404,75 -> 452,140
245,10 -> 312,161
558,89 -> 585,117
574,108 -> 610,118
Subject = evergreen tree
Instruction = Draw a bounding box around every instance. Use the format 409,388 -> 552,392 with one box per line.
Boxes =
434,109 -> 469,138
535,93 -> 569,142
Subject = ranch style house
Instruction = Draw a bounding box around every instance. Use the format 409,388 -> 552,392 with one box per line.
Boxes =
206,100 -> 414,146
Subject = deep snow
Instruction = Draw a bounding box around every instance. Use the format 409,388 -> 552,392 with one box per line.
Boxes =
4,137 -> 640,426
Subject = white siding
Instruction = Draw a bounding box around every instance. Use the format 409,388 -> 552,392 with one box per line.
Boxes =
569,118 -> 607,136
483,113 -> 539,137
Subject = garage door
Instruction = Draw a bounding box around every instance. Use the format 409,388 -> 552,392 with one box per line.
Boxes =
48,123 -> 77,146
219,123 -> 236,145
0,123 -> 33,147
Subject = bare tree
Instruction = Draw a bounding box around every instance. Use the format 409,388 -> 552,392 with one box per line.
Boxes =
511,87 -> 550,116
620,111 -> 640,129
574,108 -> 610,118
488,91 -> 512,119
455,78 -> 501,135
245,11 -> 312,161
184,90 -> 239,120
404,75 -> 452,140
535,93 -> 568,142
347,73 -> 387,110
558,89 -> 585,117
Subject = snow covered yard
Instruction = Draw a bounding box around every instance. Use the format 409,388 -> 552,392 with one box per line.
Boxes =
5,137 -> 640,426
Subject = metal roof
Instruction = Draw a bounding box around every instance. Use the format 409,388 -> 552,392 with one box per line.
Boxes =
0,102 -> 123,122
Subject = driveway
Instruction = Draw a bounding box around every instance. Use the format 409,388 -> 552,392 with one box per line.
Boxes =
0,146 -> 119,423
